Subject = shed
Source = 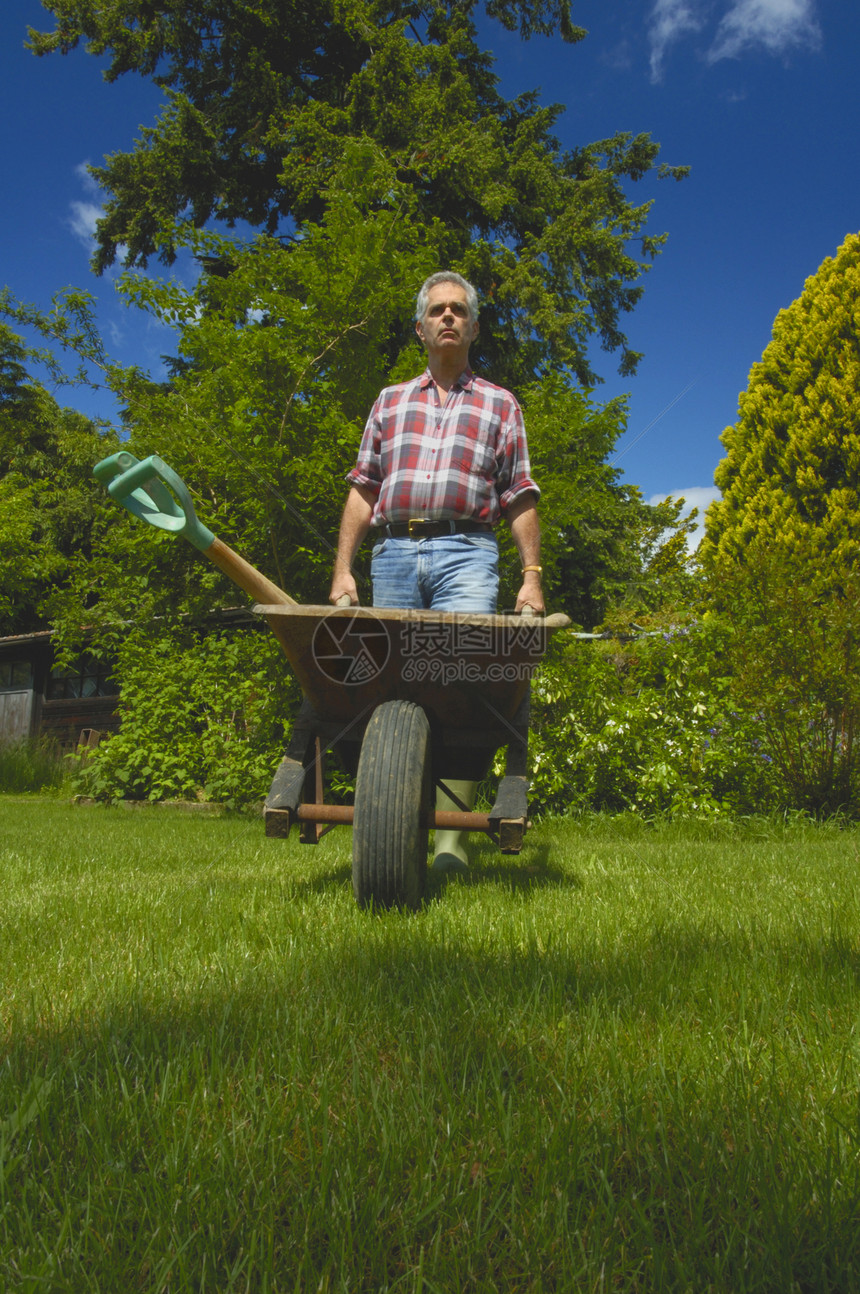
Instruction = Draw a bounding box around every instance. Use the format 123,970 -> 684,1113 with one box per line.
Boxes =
0,631 -> 119,749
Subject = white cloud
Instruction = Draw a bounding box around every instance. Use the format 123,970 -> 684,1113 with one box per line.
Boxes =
649,0 -> 705,81
67,159 -> 107,249
106,319 -> 125,348
602,39 -> 635,73
68,200 -> 103,247
74,160 -> 102,194
648,486 -> 721,551
708,0 -> 821,62
647,0 -> 821,79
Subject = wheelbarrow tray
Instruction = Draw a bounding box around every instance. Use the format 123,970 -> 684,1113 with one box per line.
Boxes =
256,602 -> 570,744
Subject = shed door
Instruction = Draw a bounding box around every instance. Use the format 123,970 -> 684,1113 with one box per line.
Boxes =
0,690 -> 34,744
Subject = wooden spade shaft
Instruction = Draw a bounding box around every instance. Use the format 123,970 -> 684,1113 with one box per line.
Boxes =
205,537 -> 298,607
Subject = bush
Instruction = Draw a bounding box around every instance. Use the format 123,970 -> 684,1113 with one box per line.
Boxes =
73,625 -> 300,807
75,575 -> 860,819
523,616 -> 779,818
715,539 -> 860,815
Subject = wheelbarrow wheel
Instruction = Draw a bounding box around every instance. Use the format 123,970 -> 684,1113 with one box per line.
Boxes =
353,700 -> 431,910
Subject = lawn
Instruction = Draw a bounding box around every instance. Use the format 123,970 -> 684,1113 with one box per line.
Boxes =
1,797 -> 859,1291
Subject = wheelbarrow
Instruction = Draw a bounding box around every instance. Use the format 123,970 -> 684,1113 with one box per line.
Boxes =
94,452 -> 570,908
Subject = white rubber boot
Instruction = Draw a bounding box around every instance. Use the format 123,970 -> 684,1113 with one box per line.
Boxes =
432,779 -> 478,874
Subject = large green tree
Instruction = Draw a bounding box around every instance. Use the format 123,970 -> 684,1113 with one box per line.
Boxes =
29,0 -> 686,390
21,0 -> 691,624
0,324 -> 119,635
3,142 -> 688,640
702,232 -> 860,570
701,233 -> 860,813
57,157 -> 684,628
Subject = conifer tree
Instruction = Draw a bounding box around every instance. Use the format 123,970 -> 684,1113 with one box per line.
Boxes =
702,234 -> 860,813
28,0 -> 686,390
702,232 -> 860,571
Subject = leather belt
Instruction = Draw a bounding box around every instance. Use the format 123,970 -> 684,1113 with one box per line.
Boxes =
380,519 -> 494,539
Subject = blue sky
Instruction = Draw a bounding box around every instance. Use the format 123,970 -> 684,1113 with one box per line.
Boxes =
2,0 -> 856,543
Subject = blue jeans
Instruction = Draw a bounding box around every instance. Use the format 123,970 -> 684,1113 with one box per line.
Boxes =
371,533 -> 499,612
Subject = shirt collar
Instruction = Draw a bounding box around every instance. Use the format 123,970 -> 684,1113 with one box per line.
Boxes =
420,366 -> 475,392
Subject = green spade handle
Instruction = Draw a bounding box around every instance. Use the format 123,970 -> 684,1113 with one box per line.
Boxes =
94,452 -> 297,606
93,452 -> 216,550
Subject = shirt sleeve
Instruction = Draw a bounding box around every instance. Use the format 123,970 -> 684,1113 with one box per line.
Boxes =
496,394 -> 540,512
345,396 -> 383,496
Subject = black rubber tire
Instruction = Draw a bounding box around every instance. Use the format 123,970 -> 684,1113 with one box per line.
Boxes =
352,700 -> 431,910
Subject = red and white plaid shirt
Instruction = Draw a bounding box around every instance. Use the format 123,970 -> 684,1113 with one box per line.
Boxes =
347,368 -> 539,526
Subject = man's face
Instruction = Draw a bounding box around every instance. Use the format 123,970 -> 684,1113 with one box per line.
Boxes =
416,283 -> 479,364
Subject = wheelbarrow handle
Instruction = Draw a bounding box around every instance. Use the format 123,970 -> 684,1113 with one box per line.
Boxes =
93,451 -> 297,607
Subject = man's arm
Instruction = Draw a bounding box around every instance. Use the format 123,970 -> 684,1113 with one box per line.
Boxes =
507,493 -> 545,615
329,484 -> 376,606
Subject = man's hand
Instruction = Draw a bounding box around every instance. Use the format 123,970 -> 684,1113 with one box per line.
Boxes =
515,570 -> 545,616
329,573 -> 359,607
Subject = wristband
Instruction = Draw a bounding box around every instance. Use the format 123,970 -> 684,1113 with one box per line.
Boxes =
522,565 -> 542,575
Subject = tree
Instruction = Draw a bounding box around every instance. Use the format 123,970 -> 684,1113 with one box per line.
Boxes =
709,535 -> 860,814
55,165 -> 685,632
3,143 -> 690,646
701,232 -> 860,571
21,0 -> 691,626
701,233 -> 860,813
0,324 -> 120,636
510,377 -> 696,625
29,0 -> 686,390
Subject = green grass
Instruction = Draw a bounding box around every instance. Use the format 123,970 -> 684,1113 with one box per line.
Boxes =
0,739 -> 67,794
1,799 -> 860,1291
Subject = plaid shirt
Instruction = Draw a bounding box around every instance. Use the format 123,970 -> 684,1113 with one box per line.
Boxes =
347,368 -> 539,526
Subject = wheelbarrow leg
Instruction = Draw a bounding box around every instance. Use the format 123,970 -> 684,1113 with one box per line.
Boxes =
264,701 -> 339,840
352,700 -> 432,910
488,685 -> 530,853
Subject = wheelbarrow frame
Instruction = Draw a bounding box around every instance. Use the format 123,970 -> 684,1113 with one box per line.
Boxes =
256,603 -> 571,881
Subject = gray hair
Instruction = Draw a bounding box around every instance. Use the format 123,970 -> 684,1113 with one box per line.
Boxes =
415,272 -> 479,325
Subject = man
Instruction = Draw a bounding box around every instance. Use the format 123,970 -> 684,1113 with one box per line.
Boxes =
329,270 -> 544,870
330,271 -> 543,613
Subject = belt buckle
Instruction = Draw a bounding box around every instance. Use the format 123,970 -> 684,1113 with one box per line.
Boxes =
407,517 -> 425,537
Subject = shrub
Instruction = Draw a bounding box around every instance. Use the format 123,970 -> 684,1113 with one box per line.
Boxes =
76,584 -> 857,819
523,616 -> 779,818
715,539 -> 860,815
73,625 -> 300,807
